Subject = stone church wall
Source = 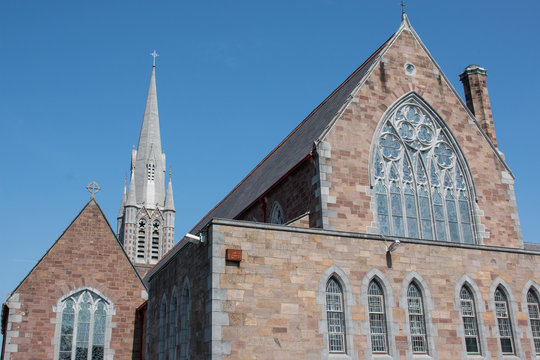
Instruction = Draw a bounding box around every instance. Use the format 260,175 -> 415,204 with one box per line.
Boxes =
3,201 -> 146,360
145,240 -> 211,359
320,29 -> 522,248
210,220 -> 539,360
237,158 -> 320,228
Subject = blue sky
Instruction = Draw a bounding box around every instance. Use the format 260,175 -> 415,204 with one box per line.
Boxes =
1,0 -> 539,317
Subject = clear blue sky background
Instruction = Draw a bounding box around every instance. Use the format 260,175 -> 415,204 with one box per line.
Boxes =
1,0 -> 539,322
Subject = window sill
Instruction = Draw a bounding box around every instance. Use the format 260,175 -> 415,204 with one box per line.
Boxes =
328,354 -> 352,360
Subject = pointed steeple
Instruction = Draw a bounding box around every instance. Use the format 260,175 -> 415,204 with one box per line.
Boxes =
118,176 -> 127,217
126,169 -> 137,207
133,64 -> 166,207
136,66 -> 162,162
164,169 -> 175,211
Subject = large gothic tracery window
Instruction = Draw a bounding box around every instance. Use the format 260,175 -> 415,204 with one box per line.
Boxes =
372,96 -> 475,243
57,289 -> 111,360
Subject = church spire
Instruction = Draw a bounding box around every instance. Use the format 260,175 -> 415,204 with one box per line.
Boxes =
126,169 -> 137,207
133,62 -> 166,207
164,169 -> 175,211
118,176 -> 127,218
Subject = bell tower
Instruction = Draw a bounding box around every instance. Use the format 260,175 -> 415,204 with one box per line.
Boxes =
117,55 -> 175,274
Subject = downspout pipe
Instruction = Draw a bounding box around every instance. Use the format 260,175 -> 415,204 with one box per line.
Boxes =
1,303 -> 8,360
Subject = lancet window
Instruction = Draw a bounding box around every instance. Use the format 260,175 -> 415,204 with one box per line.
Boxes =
151,221 -> 160,261
407,282 -> 428,354
495,287 -> 515,354
57,289 -> 110,360
147,163 -> 156,181
372,98 -> 475,243
368,280 -> 388,353
326,277 -> 346,353
137,218 -> 147,260
180,281 -> 191,360
460,285 -> 481,354
159,300 -> 167,360
269,201 -> 285,225
169,292 -> 178,360
527,289 -> 540,354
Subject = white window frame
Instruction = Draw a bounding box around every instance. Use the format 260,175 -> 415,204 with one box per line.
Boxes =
52,287 -> 114,360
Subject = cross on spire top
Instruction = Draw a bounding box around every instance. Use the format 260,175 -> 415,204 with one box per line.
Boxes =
400,0 -> 406,15
150,50 -> 159,67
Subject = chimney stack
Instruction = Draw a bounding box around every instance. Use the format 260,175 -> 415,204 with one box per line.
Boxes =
460,65 -> 497,147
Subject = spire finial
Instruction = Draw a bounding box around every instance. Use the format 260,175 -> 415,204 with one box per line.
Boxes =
150,50 -> 159,67
86,181 -> 101,198
169,166 -> 172,180
400,0 -> 406,15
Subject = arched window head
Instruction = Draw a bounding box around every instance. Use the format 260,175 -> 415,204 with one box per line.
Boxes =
368,279 -> 388,353
407,282 -> 428,354
169,292 -> 178,360
147,162 -> 156,181
137,218 -> 147,260
495,287 -> 515,354
269,201 -> 285,224
460,285 -> 481,354
372,95 -> 475,244
527,289 -> 540,354
158,300 -> 167,360
180,281 -> 192,360
326,277 -> 346,353
151,221 -> 160,261
57,289 -> 111,360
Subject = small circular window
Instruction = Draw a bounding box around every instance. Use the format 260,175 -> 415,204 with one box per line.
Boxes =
404,62 -> 416,76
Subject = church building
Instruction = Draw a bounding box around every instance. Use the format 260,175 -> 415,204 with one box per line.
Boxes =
2,12 -> 540,360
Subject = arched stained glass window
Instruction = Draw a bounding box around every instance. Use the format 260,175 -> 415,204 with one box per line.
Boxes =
527,289 -> 540,354
180,281 -> 191,360
57,289 -> 110,360
372,97 -> 475,243
269,201 -> 285,225
169,292 -> 178,360
407,282 -> 428,354
368,280 -> 388,353
460,286 -> 481,354
326,277 -> 346,353
495,287 -> 515,354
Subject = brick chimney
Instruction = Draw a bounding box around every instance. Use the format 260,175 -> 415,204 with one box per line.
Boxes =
460,65 -> 497,147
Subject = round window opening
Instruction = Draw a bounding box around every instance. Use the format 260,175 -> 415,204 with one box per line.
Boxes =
405,62 -> 416,76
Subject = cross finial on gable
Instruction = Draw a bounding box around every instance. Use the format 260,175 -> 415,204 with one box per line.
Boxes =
150,50 -> 159,67
86,181 -> 101,198
400,0 -> 406,15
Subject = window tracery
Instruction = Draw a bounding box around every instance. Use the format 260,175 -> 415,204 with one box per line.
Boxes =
368,280 -> 388,353
527,289 -> 540,354
372,97 -> 475,243
460,285 -> 481,354
326,277 -> 346,353
57,289 -> 110,360
407,282 -> 428,354
495,287 -> 515,354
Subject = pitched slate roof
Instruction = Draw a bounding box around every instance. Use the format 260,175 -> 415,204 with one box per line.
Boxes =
148,14 -> 512,278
